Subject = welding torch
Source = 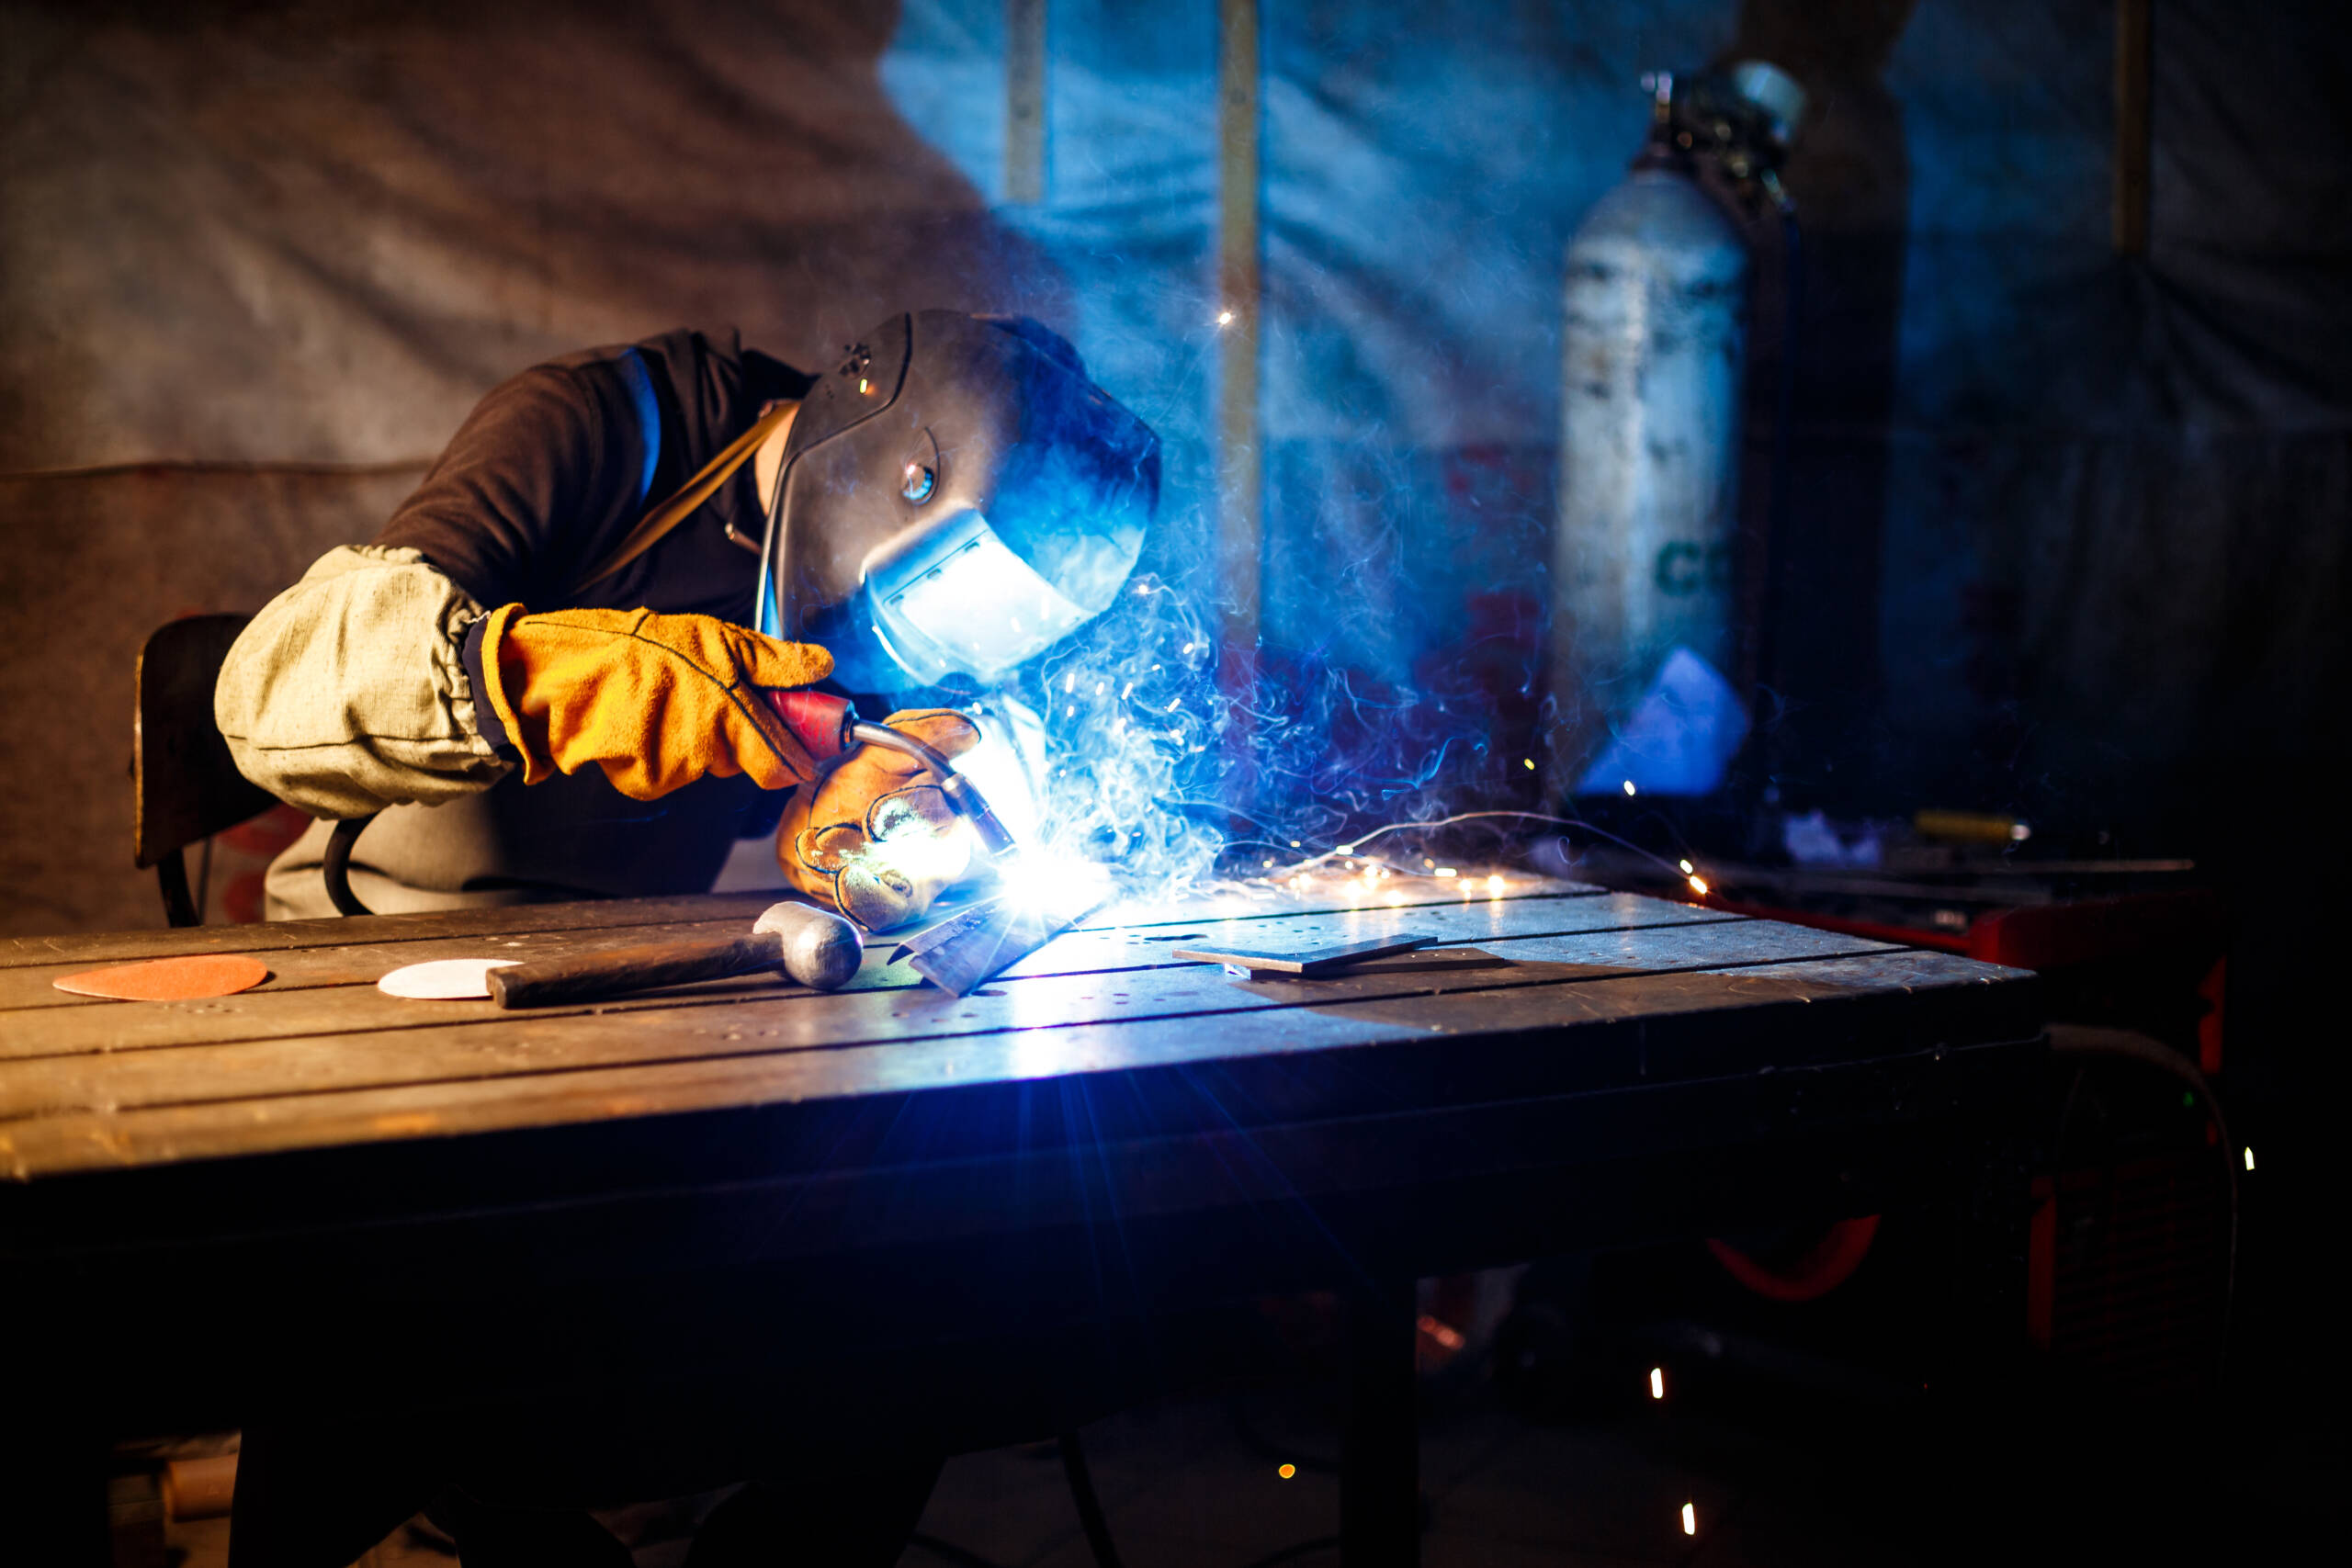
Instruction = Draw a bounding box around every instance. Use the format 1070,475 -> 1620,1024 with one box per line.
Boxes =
764,689 -> 1019,857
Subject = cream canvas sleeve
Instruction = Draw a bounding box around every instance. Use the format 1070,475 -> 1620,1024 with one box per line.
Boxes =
214,545 -> 515,818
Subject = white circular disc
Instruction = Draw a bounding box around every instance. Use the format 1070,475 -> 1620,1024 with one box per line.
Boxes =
377,958 -> 522,999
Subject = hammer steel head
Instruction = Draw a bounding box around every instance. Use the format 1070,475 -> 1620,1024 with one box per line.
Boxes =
754,900 -> 865,990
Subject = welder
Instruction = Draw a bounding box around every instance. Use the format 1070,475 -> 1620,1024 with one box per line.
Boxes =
209,312 -> 1157,1568
217,309 -> 1158,932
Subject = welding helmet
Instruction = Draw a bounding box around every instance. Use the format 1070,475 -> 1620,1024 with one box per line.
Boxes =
755,310 -> 1160,689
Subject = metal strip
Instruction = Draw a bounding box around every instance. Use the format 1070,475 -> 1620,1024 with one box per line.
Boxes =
1005,0 -> 1047,204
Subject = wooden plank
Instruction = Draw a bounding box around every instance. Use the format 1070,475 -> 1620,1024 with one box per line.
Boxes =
0,892 -> 1726,1055
0,892 -> 791,971
0,914 -> 756,1015
0,889 -> 1609,1012
0,921 -> 1892,1127
0,880 -> 1601,975
0,949 -> 2021,1180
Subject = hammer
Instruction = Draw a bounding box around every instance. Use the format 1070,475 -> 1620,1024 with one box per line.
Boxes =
487,901 -> 862,1009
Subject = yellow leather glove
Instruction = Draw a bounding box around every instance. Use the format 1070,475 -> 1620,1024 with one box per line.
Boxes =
777,710 -> 984,932
476,604 -> 833,800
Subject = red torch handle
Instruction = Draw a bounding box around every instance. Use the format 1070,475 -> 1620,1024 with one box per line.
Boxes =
763,688 -> 855,762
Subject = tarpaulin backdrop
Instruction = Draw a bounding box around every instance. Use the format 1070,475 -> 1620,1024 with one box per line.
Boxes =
4,0 -> 2346,936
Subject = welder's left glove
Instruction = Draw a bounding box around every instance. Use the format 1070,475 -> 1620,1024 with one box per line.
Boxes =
777,709 -> 984,932
475,604 -> 833,800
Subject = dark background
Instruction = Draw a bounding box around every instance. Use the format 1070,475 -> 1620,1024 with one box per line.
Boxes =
5,0 -> 2346,1467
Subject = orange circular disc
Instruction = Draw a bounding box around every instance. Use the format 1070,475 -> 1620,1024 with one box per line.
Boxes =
53,953 -> 271,1001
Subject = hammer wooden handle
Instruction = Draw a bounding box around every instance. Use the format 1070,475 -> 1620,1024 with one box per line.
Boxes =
488,933 -> 779,1009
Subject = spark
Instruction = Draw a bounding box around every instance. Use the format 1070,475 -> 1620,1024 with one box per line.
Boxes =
1063,671 -> 1076,694
1688,875 -> 1710,896
1523,758 -> 1534,770
1005,854 -> 1115,917
1289,840 -> 1300,848
1435,867 -> 1456,878
1486,874 -> 1505,891
1276,1463 -> 1295,1480
1649,1366 -> 1665,1400
1623,779 -> 1637,796
2245,1146 -> 2256,1171
1681,1503 -> 1696,1537
1679,859 -> 1693,874
1217,309 -> 1236,326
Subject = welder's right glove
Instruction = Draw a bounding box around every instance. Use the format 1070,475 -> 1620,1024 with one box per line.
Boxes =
776,709 -> 985,932
473,604 -> 834,800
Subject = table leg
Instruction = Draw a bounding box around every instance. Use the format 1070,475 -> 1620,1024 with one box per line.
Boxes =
1340,1277 -> 1419,1567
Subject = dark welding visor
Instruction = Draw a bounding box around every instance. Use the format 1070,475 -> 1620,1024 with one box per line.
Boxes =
754,310 -> 1160,687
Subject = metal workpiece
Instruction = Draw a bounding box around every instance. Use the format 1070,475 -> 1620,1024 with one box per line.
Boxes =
888,892 -> 1101,997
1171,934 -> 1436,979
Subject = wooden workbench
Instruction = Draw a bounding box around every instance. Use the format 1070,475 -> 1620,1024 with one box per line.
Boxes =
0,882 -> 2041,1565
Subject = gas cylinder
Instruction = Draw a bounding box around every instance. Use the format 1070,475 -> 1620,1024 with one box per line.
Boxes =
1549,64 -> 1802,798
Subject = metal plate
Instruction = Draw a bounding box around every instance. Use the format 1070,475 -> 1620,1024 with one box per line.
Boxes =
1170,934 -> 1434,978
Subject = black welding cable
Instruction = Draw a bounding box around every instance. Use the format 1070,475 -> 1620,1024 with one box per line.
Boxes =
321,812 -> 379,917
1058,1429 -> 1125,1568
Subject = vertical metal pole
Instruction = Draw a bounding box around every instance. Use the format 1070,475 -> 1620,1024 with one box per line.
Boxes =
1006,0 -> 1048,205
1340,1278 -> 1419,1566
1216,0 -> 1264,762
2112,0 -> 2153,255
